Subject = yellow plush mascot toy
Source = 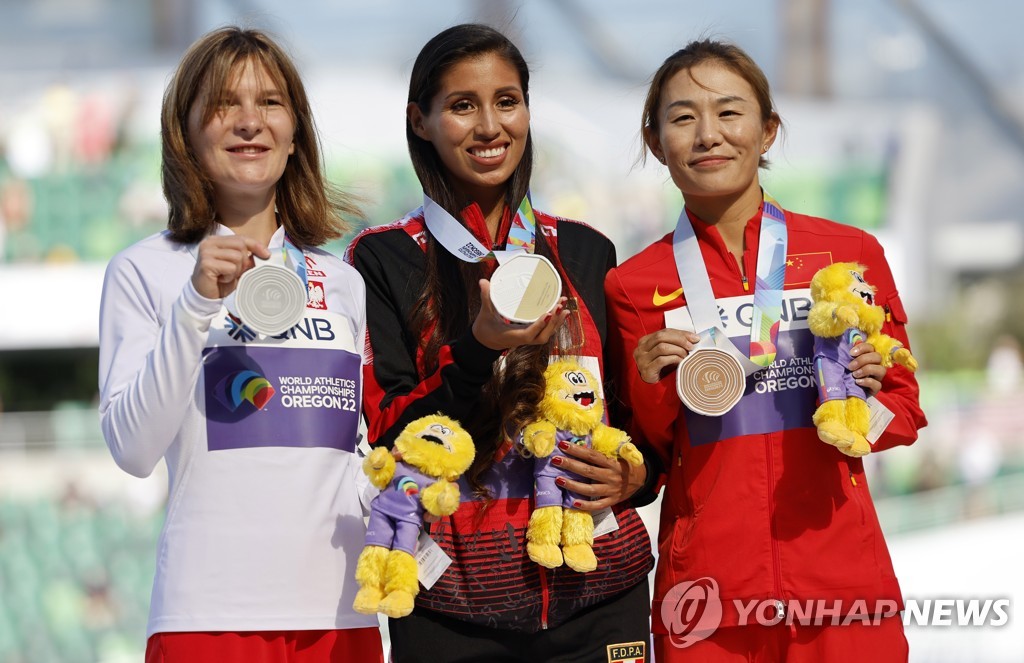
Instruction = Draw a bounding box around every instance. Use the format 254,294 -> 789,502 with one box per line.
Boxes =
808,262 -> 918,457
520,359 -> 643,572
353,414 -> 475,618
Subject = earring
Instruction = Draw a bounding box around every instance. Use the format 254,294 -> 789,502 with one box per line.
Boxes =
762,145 -> 769,153
658,156 -> 666,164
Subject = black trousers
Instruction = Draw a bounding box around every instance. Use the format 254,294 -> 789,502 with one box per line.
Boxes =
388,580 -> 651,663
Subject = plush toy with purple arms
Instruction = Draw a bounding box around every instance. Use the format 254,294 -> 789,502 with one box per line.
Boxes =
808,263 -> 918,457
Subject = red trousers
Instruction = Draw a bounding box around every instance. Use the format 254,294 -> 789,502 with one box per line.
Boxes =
654,616 -> 908,663
145,627 -> 384,663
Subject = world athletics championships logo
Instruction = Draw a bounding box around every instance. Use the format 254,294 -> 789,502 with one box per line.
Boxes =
216,370 -> 277,412
661,577 -> 724,648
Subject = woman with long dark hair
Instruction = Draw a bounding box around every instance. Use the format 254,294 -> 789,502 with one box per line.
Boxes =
346,23 -> 655,663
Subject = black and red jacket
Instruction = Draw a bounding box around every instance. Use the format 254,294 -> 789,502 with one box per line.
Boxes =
345,203 -> 654,632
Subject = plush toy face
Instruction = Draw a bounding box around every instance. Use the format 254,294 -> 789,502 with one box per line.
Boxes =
540,360 -> 604,430
395,414 -> 475,481
810,262 -> 885,333
554,366 -> 598,411
846,269 -> 875,307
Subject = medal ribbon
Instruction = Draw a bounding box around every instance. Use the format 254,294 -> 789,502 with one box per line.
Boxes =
280,233 -> 308,290
749,197 -> 787,366
672,191 -> 788,375
423,193 -> 537,264
505,194 -> 539,253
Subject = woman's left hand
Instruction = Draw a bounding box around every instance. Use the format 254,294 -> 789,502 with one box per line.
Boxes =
549,441 -> 647,511
849,342 -> 887,397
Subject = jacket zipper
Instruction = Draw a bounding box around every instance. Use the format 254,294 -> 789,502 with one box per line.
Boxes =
539,566 -> 550,629
849,470 -> 867,525
765,434 -> 784,614
744,224 -> 783,616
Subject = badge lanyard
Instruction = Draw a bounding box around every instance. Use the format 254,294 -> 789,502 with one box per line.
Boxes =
672,192 -> 788,375
422,193 -> 537,265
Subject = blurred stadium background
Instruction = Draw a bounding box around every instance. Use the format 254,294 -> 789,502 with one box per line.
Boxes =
1,0 -> 1022,661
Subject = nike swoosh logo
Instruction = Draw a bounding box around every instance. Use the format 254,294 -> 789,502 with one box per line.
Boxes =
653,286 -> 683,307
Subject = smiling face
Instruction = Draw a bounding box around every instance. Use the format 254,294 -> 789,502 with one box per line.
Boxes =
645,60 -> 778,211
408,51 -> 530,206
188,58 -> 295,205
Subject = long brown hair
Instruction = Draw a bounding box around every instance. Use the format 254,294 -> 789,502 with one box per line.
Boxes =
640,38 -> 781,169
406,24 -> 563,496
161,26 -> 359,248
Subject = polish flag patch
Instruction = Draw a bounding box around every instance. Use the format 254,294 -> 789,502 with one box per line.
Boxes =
306,280 -> 327,310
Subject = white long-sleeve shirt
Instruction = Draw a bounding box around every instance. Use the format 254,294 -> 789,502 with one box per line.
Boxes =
99,225 -> 378,637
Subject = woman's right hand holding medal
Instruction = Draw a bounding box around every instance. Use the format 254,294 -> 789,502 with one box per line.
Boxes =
634,329 -> 702,384
472,279 -> 569,351
191,235 -> 272,300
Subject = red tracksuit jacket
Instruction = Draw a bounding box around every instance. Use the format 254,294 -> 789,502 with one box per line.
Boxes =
605,204 -> 927,630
